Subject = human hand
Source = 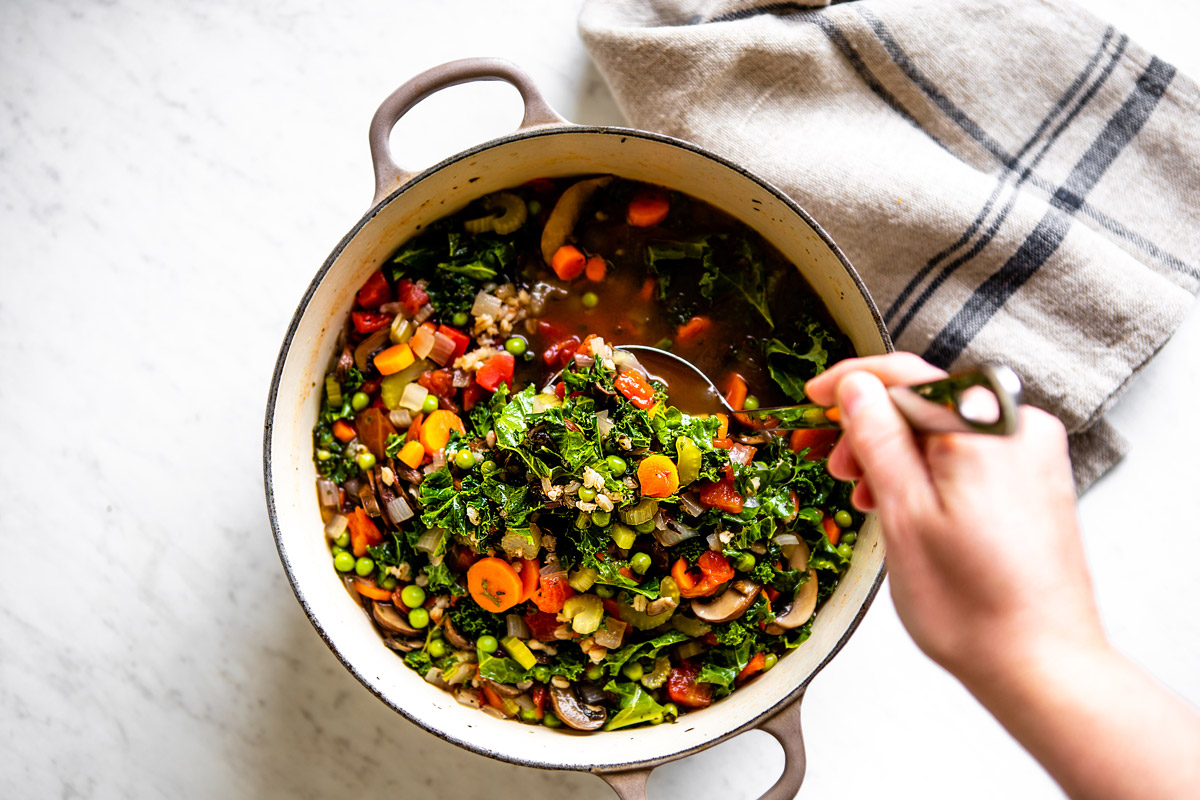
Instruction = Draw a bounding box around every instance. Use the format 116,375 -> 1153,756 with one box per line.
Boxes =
805,354 -> 1106,686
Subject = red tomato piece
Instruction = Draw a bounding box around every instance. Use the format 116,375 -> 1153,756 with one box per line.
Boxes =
531,573 -> 574,614
476,352 -> 515,392
355,270 -> 392,309
530,684 -> 547,718
697,466 -> 744,513
672,550 -> 735,598
667,661 -> 713,709
614,370 -> 656,410
351,311 -> 391,335
728,443 -> 756,466
346,507 -> 383,557
524,610 -> 564,641
437,325 -> 472,363
462,380 -> 487,411
542,336 -> 581,370
396,279 -> 429,316
789,428 -> 839,461
418,368 -> 456,399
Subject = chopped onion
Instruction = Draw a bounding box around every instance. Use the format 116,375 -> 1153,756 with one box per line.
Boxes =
471,290 -> 504,319
413,303 -> 435,324
506,614 -> 532,640
592,617 -> 627,649
428,332 -> 457,366
415,528 -> 445,555
316,478 -> 340,509
773,533 -> 801,548
500,527 -> 541,560
324,513 -> 348,539
706,533 -> 721,551
388,408 -> 413,429
385,493 -> 414,524
653,518 -> 700,547
455,688 -> 482,707
574,353 -> 595,369
378,301 -> 405,316
513,693 -> 536,713
429,451 -> 446,471
679,492 -> 705,518
410,325 -> 436,359
398,382 -> 429,411
595,410 -> 612,437
423,668 -> 449,688
452,369 -> 470,388
343,477 -> 363,498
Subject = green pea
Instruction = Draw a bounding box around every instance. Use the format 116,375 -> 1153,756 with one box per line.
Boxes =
430,626 -> 444,639
354,556 -> 374,577
594,584 -> 614,599
634,520 -> 656,535
408,607 -> 430,629
330,545 -> 346,557
621,661 -> 644,681
836,543 -> 854,561
379,574 -> 398,591
742,395 -> 760,411
527,200 -> 542,217
763,653 -> 778,671
455,449 -> 477,470
520,707 -> 541,723
577,486 -> 597,502
428,638 -> 447,659
421,394 -> 439,414
333,551 -> 355,572
542,713 -> 562,728
654,338 -> 674,351
480,459 -> 499,475
586,664 -> 604,681
735,553 -> 757,573
355,451 -> 376,470
400,584 -> 426,609
316,449 -> 332,461
452,311 -> 469,327
351,391 -> 371,411
581,292 -> 599,309
841,531 -> 857,545
662,703 -> 679,719
606,455 -> 627,476
532,666 -> 551,683
334,530 -> 351,548
477,635 -> 499,654
630,553 -> 652,575
591,509 -> 611,527
834,509 -> 853,528
504,336 -> 528,356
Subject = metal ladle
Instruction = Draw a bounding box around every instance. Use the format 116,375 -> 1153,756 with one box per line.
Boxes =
617,345 -> 1024,436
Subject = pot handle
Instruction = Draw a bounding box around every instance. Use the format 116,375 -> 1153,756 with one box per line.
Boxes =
368,57 -> 569,205
595,690 -> 808,800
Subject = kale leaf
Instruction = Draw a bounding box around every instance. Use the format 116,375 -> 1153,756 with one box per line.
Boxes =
764,321 -> 833,402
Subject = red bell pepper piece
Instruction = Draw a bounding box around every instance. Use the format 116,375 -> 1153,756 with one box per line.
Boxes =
531,574 -> 574,615
437,325 -> 472,363
697,466 -> 744,513
530,684 -> 547,718
542,335 -> 581,370
476,352 -> 515,392
346,507 -> 383,557
671,550 -> 735,598
736,652 -> 767,685
462,380 -> 487,412
667,661 -> 713,709
355,270 -> 392,309
351,311 -> 391,335
614,370 -> 656,410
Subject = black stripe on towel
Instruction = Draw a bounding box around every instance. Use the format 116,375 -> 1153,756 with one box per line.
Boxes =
922,57 -> 1177,368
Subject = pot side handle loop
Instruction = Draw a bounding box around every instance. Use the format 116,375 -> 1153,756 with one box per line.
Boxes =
368,57 -> 569,206
595,690 -> 808,800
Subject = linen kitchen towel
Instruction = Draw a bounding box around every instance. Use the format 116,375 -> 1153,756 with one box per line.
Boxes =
580,0 -> 1200,490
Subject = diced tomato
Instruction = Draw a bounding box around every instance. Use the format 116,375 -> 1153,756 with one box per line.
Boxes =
601,597 -> 622,619
351,311 -> 391,334
737,653 -> 767,685
476,352 -> 515,392
711,437 -> 734,450
355,270 -> 392,309
667,661 -> 713,709
764,586 -> 781,604
728,443 -> 755,466
542,336 -> 581,370
697,466 -> 744,513
482,684 -> 506,710
614,370 -> 656,410
554,382 -> 566,400
437,325 -> 472,363
346,507 -> 383,557
462,380 -> 487,412
672,550 -> 735,598
537,320 -> 568,342
524,609 -> 563,641
396,279 -> 429,316
360,379 -> 380,396
530,684 -> 548,718
418,368 -> 456,399
531,573 -> 574,614
789,428 -> 839,461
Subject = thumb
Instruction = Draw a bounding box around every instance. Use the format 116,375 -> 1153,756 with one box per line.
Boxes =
836,371 -> 937,517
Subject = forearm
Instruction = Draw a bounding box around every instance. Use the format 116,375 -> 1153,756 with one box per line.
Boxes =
964,640 -> 1200,800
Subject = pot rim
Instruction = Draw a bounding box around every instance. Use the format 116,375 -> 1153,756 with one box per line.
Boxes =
263,122 -> 890,772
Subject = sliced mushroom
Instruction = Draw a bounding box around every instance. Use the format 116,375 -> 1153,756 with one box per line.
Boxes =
373,601 -> 419,636
443,616 -> 474,650
734,432 -> 773,445
383,636 -> 424,653
549,684 -> 607,731
691,580 -> 762,623
766,570 -> 818,633
540,176 -> 613,265
645,596 -> 679,616
482,679 -> 523,698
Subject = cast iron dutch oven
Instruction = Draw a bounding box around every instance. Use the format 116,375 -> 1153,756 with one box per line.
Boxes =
265,58 -> 891,799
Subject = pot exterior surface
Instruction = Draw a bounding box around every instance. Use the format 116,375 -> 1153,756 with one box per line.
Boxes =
265,128 -> 889,771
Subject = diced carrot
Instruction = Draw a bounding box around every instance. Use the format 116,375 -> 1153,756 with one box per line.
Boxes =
615,370 -> 657,410
823,515 -> 841,546
419,409 -> 466,453
713,413 -> 729,439
711,437 -> 733,450
406,412 -> 424,443
637,454 -> 680,497
332,419 -> 356,442
346,507 -> 383,557
585,255 -> 607,282
724,374 -> 749,411
374,343 -> 414,376
482,683 -> 506,711
397,440 -> 425,469
675,316 -> 712,345
551,245 -> 587,280
627,190 -> 670,227
353,578 -> 394,601
518,558 -> 540,602
737,652 -> 767,684
467,557 -> 524,613
639,277 -> 656,302
789,429 -> 839,461
824,406 -> 841,423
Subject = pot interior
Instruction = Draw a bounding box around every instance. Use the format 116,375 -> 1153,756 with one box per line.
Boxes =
266,127 -> 889,772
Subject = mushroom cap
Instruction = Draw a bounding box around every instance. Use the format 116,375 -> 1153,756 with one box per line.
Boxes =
442,616 -> 474,650
549,684 -> 607,731
373,601 -> 420,636
540,176 -> 613,264
768,568 -> 818,631
691,580 -> 762,624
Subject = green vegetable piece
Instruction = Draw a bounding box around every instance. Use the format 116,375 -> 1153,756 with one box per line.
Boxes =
333,530 -> 351,548
568,567 -> 598,593
542,713 -> 562,728
586,664 -> 604,682
842,531 -> 857,545
354,556 -> 374,577
480,459 -> 499,475
630,553 -> 651,575
477,635 -> 499,654
609,523 -> 637,551
532,666 -> 551,683
324,375 -> 343,408
400,584 -> 426,609
640,657 -> 671,690
634,520 -> 656,535
619,498 -> 659,526
675,435 -> 702,486
654,338 -> 673,351
428,639 -> 447,659
316,449 -> 332,461
594,584 -> 614,599
619,576 -> 680,631
577,486 -> 597,502
735,553 -> 757,573
520,708 -> 540,723
836,542 -> 853,560
379,575 -> 398,591
333,551 -> 355,572
582,291 -> 599,308
355,451 -> 376,470
421,394 -> 439,414
379,359 -> 432,409
562,594 -> 605,635
797,507 -> 823,526
591,509 -> 611,527
763,653 -> 778,671
330,545 -> 346,557
606,455 -> 627,476
834,509 -> 853,528
500,636 -> 538,670
621,661 -> 644,681
504,336 -> 527,356
452,311 -> 469,327
671,615 -> 712,638
351,391 -> 370,412
408,607 -> 430,629
602,680 -> 668,731
390,316 -> 414,344
742,395 -> 760,411
454,449 -> 477,470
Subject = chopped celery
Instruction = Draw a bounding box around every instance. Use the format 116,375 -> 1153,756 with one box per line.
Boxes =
609,522 -> 637,551
618,577 -> 679,630
500,636 -> 538,670
675,436 -> 701,486
568,567 -> 598,592
671,614 -> 711,638
380,359 -> 431,409
561,594 -> 604,635
390,316 -> 415,344
619,498 -> 658,527
325,375 -> 343,408
640,657 -> 671,690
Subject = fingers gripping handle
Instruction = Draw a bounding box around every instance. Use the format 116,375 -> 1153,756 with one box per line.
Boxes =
367,57 -> 568,206
596,692 -> 808,800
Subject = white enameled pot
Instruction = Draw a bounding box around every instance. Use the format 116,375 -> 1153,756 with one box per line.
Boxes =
264,58 -> 891,800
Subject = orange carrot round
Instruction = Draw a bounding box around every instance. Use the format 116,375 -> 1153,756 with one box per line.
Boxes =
374,343 -> 415,376
353,578 -> 394,601
724,374 -> 749,411
419,409 -> 465,453
467,557 -> 524,613
676,316 -> 712,344
637,454 -> 680,497
551,245 -> 587,280
517,558 -> 540,602
627,190 -> 670,227
585,255 -> 607,282
822,514 -> 841,546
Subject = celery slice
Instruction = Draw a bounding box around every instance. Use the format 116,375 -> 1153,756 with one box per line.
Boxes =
675,436 -> 701,486
500,636 -> 538,670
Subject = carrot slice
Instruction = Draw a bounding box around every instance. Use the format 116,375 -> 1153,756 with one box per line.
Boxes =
822,515 -> 841,546
551,245 -> 587,280
585,255 -> 607,282
418,409 -> 465,453
517,558 -> 540,602
627,190 -> 670,227
675,316 -> 712,345
639,277 -> 656,302
724,374 -> 748,411
637,454 -> 680,497
824,406 -> 841,423
467,557 -> 524,613
789,428 -> 839,461
406,412 -> 424,444
353,578 -> 394,601
332,419 -> 357,442
374,343 -> 415,376
737,652 -> 767,684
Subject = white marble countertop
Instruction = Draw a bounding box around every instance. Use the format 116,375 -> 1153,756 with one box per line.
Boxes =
2,1 -> 1197,798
